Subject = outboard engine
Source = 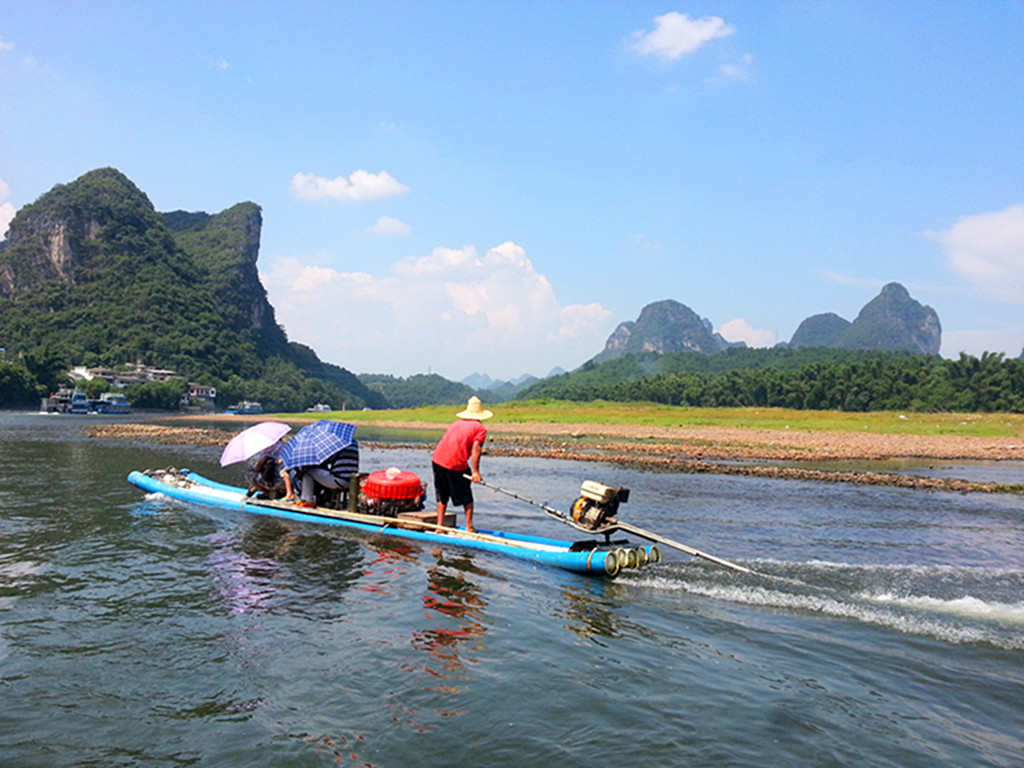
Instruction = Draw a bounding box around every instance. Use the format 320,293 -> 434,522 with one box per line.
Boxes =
571,480 -> 629,530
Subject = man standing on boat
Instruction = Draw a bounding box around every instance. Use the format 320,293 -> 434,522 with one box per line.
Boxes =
432,396 -> 493,533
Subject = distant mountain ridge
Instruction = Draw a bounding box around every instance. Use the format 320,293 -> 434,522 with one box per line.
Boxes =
595,283 -> 941,364
460,370 -> 556,401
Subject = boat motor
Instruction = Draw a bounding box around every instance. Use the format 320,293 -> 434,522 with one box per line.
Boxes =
571,480 -> 629,530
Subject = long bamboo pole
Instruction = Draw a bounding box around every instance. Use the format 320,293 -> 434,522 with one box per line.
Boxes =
471,476 -> 756,575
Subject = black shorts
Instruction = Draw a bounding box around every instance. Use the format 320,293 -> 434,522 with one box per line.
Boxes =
433,462 -> 473,507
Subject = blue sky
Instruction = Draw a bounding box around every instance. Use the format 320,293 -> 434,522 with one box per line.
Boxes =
2,2 -> 1022,382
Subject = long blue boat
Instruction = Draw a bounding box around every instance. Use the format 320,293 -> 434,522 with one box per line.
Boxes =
127,468 -> 660,578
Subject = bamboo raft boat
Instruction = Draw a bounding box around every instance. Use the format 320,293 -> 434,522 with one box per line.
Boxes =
128,468 -> 662,577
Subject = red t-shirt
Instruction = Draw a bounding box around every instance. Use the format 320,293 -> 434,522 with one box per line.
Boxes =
432,419 -> 487,471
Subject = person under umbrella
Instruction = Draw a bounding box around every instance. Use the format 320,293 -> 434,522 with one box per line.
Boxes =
245,439 -> 293,499
279,420 -> 360,508
218,421 -> 293,499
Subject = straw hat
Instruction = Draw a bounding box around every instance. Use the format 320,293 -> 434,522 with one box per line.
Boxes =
456,396 -> 493,420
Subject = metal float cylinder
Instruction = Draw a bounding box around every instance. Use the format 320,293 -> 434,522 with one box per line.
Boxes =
634,546 -> 649,566
646,545 -> 661,563
614,548 -> 637,569
603,550 -> 621,577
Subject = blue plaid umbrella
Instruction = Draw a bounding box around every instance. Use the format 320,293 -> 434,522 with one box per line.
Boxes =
279,420 -> 357,470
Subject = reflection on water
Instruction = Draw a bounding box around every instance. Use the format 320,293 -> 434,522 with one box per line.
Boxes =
557,581 -> 624,644
414,550 -> 491,682
358,539 -> 422,594
207,532 -> 281,617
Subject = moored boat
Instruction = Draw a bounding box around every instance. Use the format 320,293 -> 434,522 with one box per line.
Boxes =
41,388 -> 91,414
93,392 -> 132,414
225,400 -> 263,415
127,467 -> 659,578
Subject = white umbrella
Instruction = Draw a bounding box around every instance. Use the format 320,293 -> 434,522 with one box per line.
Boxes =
219,421 -> 292,466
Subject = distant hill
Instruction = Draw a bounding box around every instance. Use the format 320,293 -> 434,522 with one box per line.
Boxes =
356,371 -> 544,407
358,373 -> 477,409
0,167 -> 385,409
460,371 -> 542,401
594,299 -> 729,362
829,282 -> 941,355
789,312 -> 850,348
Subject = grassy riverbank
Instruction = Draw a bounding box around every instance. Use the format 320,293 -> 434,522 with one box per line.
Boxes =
270,401 -> 1024,439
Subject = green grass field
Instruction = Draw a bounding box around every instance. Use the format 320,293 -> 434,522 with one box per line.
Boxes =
281,400 -> 1024,438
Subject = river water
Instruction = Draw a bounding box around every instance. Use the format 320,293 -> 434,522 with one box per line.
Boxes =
1,412 -> 1022,767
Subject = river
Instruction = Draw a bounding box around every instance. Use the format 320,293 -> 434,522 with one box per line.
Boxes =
1,412 -> 1022,767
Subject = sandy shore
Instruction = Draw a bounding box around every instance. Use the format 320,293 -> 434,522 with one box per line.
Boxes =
350,419 -> 1024,462
87,416 -> 1024,495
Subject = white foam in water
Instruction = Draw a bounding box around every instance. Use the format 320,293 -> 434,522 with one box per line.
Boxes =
861,592 -> 1024,624
758,558 -> 1024,580
627,566 -> 1024,651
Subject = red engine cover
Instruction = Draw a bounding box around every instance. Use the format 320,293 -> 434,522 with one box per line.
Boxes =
362,468 -> 424,500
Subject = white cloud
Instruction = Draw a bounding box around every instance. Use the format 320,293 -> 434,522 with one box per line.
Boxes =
718,53 -> 753,80
927,204 -> 1024,303
290,170 -> 411,202
629,12 -> 734,61
0,37 -> 13,52
552,303 -> 613,342
630,234 -> 663,250
262,242 -> 614,380
366,216 -> 411,236
717,318 -> 776,348
0,178 -> 15,239
0,204 -> 14,239
396,245 -> 479,277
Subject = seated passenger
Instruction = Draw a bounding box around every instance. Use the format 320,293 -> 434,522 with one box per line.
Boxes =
245,440 -> 290,499
293,442 -> 360,508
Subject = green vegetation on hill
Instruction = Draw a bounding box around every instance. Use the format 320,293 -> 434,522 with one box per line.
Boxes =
0,168 -> 386,411
358,373 -> 477,408
0,168 -> 231,376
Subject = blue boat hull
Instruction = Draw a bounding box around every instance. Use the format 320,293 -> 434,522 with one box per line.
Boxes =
128,469 -> 659,578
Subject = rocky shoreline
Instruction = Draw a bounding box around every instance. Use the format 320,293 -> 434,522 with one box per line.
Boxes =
85,418 -> 1024,496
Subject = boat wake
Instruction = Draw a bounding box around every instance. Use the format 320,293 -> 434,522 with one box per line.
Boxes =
628,559 -> 1024,651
